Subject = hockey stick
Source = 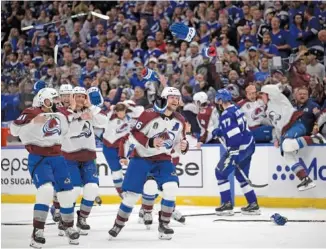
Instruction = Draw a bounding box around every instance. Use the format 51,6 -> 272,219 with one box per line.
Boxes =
1,222 -> 56,226
21,12 -> 109,31
213,219 -> 326,223
217,137 -> 268,188
184,211 -> 241,217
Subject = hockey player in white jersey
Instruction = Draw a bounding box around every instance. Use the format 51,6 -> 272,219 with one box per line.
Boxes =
193,92 -> 219,147
259,84 -> 320,191
102,102 -> 134,197
59,86 -> 107,235
108,87 -> 189,240
237,85 -> 274,143
59,84 -> 73,108
10,88 -> 80,248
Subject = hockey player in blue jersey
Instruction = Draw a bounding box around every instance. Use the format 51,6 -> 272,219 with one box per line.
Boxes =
213,89 -> 260,215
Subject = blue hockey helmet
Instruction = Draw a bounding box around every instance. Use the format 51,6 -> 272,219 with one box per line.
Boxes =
215,89 -> 232,103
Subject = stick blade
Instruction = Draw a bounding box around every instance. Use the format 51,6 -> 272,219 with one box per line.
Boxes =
249,183 -> 269,188
91,11 -> 110,20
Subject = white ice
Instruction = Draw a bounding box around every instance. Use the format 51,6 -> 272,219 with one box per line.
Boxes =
1,204 -> 325,248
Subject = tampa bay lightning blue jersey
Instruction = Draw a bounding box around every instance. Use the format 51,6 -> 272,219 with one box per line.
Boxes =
217,105 -> 254,151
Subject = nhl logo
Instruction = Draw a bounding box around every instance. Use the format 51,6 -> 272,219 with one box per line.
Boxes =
153,122 -> 158,129
64,178 -> 71,184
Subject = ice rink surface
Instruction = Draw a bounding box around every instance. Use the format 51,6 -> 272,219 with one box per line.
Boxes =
1,204 -> 326,248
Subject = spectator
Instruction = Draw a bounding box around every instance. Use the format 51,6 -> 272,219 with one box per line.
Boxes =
133,86 -> 150,107
306,47 -> 325,84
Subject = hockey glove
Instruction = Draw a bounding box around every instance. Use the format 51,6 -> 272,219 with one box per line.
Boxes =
212,128 -> 222,138
141,68 -> 159,83
87,87 -> 104,107
169,23 -> 196,42
202,46 -> 217,58
270,213 -> 288,226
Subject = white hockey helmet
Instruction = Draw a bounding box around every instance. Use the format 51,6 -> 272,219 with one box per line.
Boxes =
38,88 -> 59,108
154,87 -> 181,113
161,87 -> 181,99
193,92 -> 208,106
73,86 -> 87,95
59,84 -> 73,95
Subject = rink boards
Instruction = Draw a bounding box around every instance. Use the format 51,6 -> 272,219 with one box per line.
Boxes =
1,144 -> 326,208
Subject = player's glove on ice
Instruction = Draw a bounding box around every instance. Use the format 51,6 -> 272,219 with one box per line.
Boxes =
270,213 -> 288,226
87,87 -> 104,107
169,23 -> 196,42
141,68 -> 159,83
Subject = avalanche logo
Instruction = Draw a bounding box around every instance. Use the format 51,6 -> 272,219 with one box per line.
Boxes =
71,121 -> 92,139
153,129 -> 176,149
43,117 -> 61,137
268,111 -> 281,124
251,107 -> 266,121
116,123 -> 129,134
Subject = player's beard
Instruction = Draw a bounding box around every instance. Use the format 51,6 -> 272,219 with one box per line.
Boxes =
167,104 -> 178,112
215,103 -> 224,112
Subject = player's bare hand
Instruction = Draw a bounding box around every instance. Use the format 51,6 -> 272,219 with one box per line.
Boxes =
312,107 -> 320,115
274,140 -> 279,148
84,94 -> 92,108
81,112 -> 92,120
312,125 -> 319,135
196,142 -> 202,149
154,137 -> 164,148
119,158 -> 129,166
33,115 -> 48,124
70,94 -> 76,110
185,122 -> 191,133
180,140 -> 188,151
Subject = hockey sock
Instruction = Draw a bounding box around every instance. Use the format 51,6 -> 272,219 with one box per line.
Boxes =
116,203 -> 132,227
240,182 -> 257,204
33,204 -> 49,229
141,194 -> 155,213
79,198 -> 93,218
79,183 -> 98,218
160,199 -> 175,224
218,180 -> 232,204
291,163 -> 307,180
57,190 -> 75,228
112,170 -> 123,196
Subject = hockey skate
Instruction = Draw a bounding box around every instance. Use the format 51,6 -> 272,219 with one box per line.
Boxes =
30,228 -> 45,249
77,210 -> 90,235
65,227 -> 80,245
57,219 -> 65,236
172,209 -> 186,224
138,208 -> 144,224
143,212 -> 153,230
50,205 -> 61,222
241,202 -> 261,215
158,222 -> 174,240
297,177 -> 316,191
215,201 -> 234,216
108,223 -> 123,240
95,196 -> 102,206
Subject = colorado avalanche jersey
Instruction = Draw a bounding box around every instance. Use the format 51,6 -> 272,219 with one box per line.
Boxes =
10,108 -> 70,156
60,106 -> 107,161
197,106 -> 219,143
238,99 -> 269,129
216,105 -> 254,152
262,85 -> 303,139
129,108 -> 187,161
102,111 -> 133,148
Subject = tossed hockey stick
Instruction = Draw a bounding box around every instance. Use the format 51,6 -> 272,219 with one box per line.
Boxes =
217,137 -> 268,188
21,12 -> 109,31
213,219 -> 326,223
184,211 -> 241,217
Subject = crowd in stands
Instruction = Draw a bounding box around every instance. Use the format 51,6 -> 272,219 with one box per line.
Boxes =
1,1 -> 326,143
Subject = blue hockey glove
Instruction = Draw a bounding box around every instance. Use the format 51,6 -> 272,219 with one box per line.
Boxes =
212,128 -> 222,138
169,23 -> 196,42
270,213 -> 288,226
141,68 -> 159,83
87,87 -> 104,107
228,149 -> 240,165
